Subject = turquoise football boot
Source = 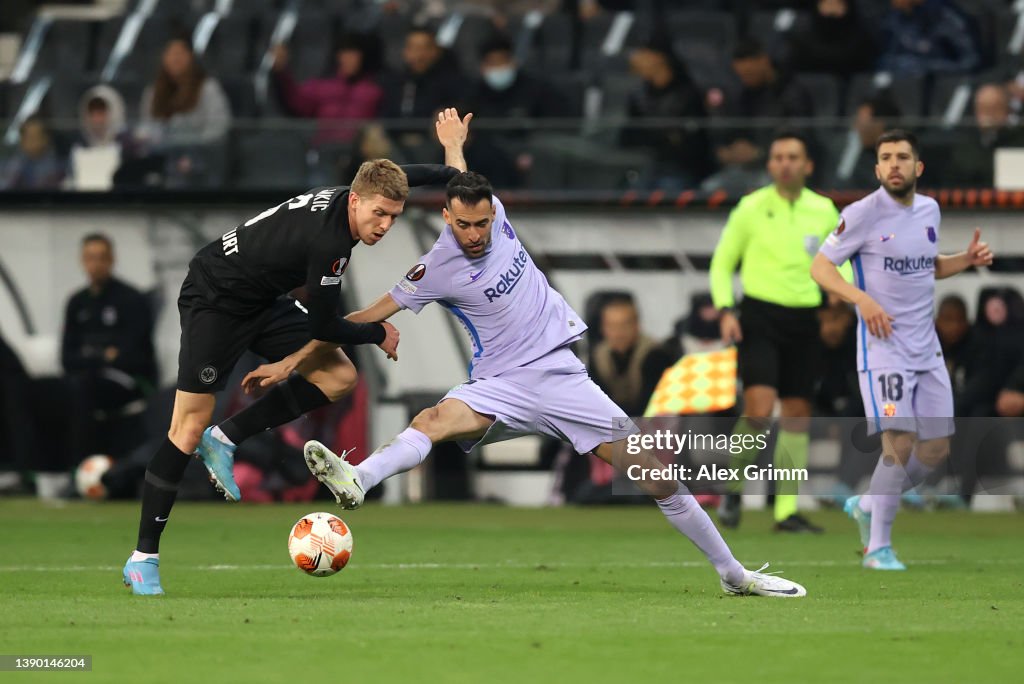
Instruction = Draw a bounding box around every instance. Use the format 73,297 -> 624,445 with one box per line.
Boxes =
123,556 -> 165,595
844,495 -> 871,551
862,546 -> 907,571
196,427 -> 241,502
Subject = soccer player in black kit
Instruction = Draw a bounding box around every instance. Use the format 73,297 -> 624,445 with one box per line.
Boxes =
123,125 -> 468,594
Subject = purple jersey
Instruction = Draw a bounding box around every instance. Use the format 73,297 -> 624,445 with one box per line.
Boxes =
390,196 -> 586,378
818,187 -> 944,371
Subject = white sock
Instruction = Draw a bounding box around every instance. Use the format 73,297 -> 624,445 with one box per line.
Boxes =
866,455 -> 904,553
131,550 -> 159,562
355,427 -> 433,492
211,426 -> 235,447
657,483 -> 746,586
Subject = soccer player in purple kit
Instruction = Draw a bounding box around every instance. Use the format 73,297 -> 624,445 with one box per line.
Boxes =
279,109 -> 808,597
811,130 -> 994,570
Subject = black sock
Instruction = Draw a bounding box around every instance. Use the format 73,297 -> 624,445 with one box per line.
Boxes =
219,375 -> 332,445
136,438 -> 191,554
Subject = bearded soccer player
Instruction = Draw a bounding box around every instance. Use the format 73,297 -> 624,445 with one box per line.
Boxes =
811,129 -> 993,570
248,109 -> 807,597
122,159 -> 462,595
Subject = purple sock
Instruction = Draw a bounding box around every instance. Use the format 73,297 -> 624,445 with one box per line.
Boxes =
657,482 -> 745,585
355,427 -> 433,492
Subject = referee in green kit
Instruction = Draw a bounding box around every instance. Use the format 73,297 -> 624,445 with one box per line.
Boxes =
710,130 -> 847,533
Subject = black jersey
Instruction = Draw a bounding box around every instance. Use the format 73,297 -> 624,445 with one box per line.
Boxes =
187,164 -> 458,346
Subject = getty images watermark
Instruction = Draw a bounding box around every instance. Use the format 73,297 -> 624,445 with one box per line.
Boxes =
622,428 -> 809,484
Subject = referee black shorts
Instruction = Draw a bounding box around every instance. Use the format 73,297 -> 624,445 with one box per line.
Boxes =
737,296 -> 821,401
176,273 -> 312,393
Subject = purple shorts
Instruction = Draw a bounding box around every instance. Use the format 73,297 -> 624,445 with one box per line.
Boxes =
441,347 -> 638,454
858,366 -> 955,440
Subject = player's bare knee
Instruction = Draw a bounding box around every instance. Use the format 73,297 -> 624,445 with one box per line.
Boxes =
410,407 -> 442,438
916,439 -> 950,467
320,365 -> 358,401
168,418 -> 205,453
882,433 -> 914,465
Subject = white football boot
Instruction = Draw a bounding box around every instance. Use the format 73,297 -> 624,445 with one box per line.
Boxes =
303,440 -> 365,509
721,563 -> 807,598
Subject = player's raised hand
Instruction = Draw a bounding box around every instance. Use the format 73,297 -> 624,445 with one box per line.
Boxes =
858,296 -> 895,339
967,227 -> 994,267
435,107 -> 473,149
378,321 -> 400,361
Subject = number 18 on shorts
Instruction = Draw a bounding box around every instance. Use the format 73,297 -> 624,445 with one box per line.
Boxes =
857,367 -> 955,439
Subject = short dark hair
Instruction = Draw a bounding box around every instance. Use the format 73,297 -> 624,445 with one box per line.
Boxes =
770,129 -> 811,158
875,128 -> 920,158
82,233 -> 113,250
938,294 -> 968,317
446,172 -> 493,208
479,34 -> 513,61
86,96 -> 109,113
861,93 -> 901,121
732,36 -> 766,61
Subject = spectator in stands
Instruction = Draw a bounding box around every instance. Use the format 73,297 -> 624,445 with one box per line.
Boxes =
936,294 -> 973,398
380,27 -> 466,162
588,295 -> 675,417
702,38 -> 812,194
381,27 -> 465,120
831,93 -> 902,189
785,0 -> 876,78
135,37 -> 231,187
958,288 -> 1024,417
621,42 -> 712,190
138,37 -> 231,147
69,85 -> 135,191
61,234 -> 157,466
0,116 -> 65,190
272,33 -> 384,146
878,0 -> 981,76
462,34 -> 560,187
941,84 -> 1024,187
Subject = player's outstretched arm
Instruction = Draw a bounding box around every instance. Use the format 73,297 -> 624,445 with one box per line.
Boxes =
435,107 -> 472,172
346,293 -> 402,324
811,253 -> 893,339
935,227 -> 994,279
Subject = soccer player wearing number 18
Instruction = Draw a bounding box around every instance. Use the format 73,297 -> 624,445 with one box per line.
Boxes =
122,159 -> 460,595
812,129 -> 994,570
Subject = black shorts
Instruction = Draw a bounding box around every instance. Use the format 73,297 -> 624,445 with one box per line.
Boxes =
737,296 -> 821,400
176,274 -> 311,393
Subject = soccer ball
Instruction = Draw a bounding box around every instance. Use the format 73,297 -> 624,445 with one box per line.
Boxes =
287,512 -> 353,577
74,454 -> 113,500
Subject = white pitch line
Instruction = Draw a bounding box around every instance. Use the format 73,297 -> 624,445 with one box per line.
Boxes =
1,558 -> 1023,573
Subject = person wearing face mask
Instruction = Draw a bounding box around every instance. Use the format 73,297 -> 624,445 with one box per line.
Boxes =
784,0 -> 876,79
461,34 -> 560,187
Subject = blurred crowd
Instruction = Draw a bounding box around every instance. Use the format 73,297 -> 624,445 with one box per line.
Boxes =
2,0 -> 1024,191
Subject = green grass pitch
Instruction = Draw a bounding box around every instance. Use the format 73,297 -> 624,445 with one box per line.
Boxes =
1,499 -> 1022,683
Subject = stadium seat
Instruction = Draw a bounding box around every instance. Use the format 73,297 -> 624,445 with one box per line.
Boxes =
793,72 -> 841,117
522,13 -> 574,73
36,20 -> 95,78
200,16 -> 257,78
232,129 -> 309,189
597,72 -> 637,118
666,11 -> 736,57
845,73 -> 925,118
219,76 -> 258,119
280,13 -> 337,82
